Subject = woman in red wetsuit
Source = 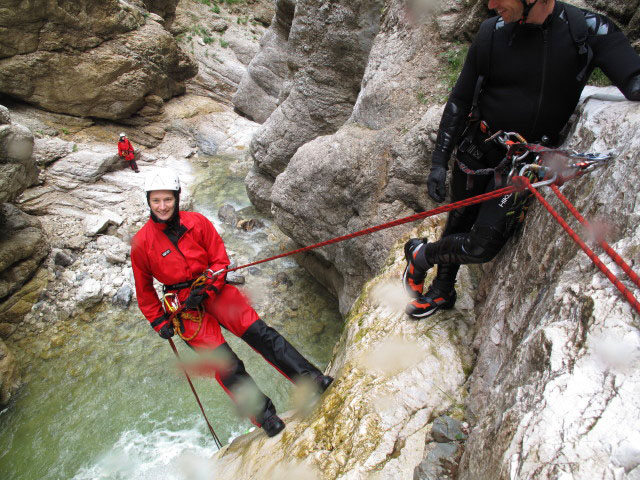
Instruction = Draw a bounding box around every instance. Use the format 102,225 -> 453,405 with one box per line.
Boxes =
130,168 -> 333,437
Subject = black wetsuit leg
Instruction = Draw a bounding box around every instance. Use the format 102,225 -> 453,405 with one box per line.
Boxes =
419,162 -> 527,270
241,319 -> 322,382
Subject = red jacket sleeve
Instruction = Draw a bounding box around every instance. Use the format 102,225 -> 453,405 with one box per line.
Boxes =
130,234 -> 167,331
198,214 -> 229,293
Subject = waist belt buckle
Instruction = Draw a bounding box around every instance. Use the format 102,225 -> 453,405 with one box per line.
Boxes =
458,137 -> 484,161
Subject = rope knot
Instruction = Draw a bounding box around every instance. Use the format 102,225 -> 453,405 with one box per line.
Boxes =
511,175 -> 531,192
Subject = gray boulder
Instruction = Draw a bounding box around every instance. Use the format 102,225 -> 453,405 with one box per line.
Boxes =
0,120 -> 38,204
53,249 -> 75,267
76,278 -> 103,307
232,0 -> 295,123
0,0 -> 196,120
0,204 -> 49,301
113,283 -> 133,308
33,137 -> 75,167
0,105 -> 10,125
47,145 -> 121,189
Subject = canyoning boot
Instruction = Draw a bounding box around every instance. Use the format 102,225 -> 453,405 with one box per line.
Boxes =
402,239 -> 430,298
314,374 -> 334,394
405,286 -> 457,319
262,412 -> 285,437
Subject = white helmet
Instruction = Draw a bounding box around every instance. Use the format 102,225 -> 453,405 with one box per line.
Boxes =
119,132 -> 126,138
144,168 -> 181,192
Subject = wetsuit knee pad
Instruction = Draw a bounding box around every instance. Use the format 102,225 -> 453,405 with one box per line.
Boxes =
462,224 -> 507,262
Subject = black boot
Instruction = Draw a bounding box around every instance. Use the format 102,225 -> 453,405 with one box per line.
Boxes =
261,411 -> 285,437
314,374 -> 334,394
241,319 -> 323,381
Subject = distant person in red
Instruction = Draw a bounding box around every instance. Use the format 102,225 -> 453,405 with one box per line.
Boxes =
130,168 -> 333,437
117,132 -> 139,173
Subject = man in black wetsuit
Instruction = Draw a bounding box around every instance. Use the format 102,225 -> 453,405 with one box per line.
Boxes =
403,0 -> 640,318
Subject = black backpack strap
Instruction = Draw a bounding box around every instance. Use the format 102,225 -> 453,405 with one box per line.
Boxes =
470,17 -> 499,121
563,3 -> 593,83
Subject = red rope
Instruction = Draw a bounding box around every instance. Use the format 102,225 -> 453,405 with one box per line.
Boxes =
550,184 -> 640,290
210,173 -> 639,315
225,185 -> 516,273
168,338 -> 223,449
513,177 -> 640,315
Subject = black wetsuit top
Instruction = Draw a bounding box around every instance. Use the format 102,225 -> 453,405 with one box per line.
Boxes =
433,1 -> 640,168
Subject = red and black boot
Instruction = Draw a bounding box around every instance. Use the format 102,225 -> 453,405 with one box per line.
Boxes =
405,286 -> 457,319
402,239 -> 431,298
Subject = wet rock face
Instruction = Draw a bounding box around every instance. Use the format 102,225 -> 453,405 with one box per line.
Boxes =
208,226 -> 476,479
0,108 -> 38,204
459,91 -> 640,479
0,204 -> 48,303
0,337 -> 20,408
0,0 -> 196,120
232,0 -> 295,123
244,0 -> 383,211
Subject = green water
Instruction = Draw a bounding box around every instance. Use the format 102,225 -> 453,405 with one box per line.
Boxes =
0,154 -> 342,480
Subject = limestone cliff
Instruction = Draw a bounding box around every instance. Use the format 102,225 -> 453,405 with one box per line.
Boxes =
0,105 -> 45,408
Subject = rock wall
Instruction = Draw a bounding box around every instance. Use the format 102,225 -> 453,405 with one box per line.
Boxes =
173,0 -> 274,106
0,0 -> 196,120
244,0 -> 383,213
232,0 -> 296,123
247,0 -> 640,314
269,0 -> 465,313
208,90 -> 640,480
459,89 -> 640,480
0,104 -> 45,408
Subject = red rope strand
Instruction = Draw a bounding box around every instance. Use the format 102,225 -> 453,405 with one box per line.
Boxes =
514,177 -> 640,315
550,184 -> 640,290
225,185 -> 516,273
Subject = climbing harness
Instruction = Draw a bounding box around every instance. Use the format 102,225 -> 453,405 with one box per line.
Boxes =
167,337 -> 223,449
161,274 -> 219,341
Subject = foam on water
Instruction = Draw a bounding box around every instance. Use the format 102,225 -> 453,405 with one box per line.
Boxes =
73,421 -> 244,480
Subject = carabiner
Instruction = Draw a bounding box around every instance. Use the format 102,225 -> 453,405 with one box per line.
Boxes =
162,292 -> 181,313
204,268 -> 227,280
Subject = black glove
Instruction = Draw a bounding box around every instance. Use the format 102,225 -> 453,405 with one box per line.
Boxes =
158,321 -> 174,339
184,286 -> 208,310
427,165 -> 447,203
